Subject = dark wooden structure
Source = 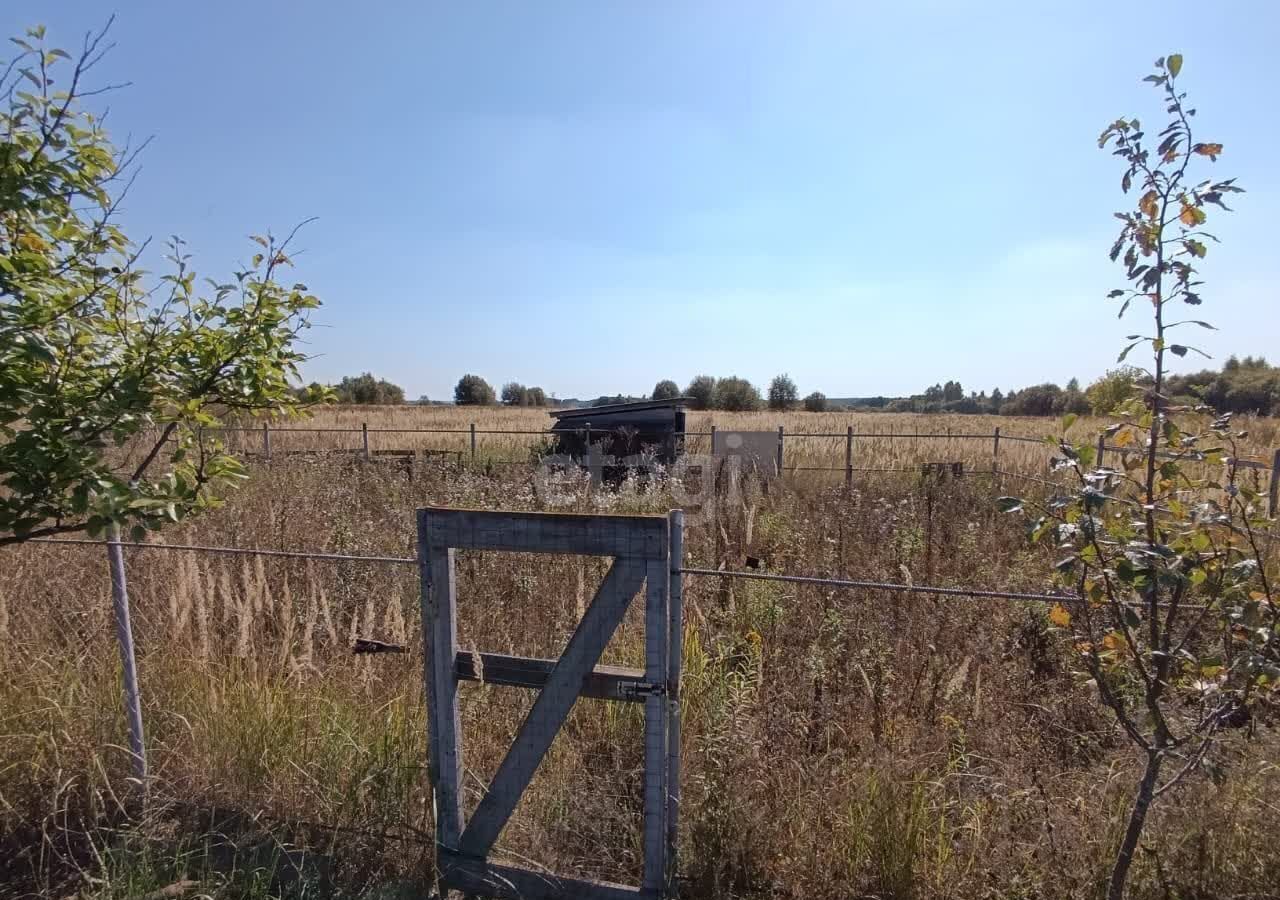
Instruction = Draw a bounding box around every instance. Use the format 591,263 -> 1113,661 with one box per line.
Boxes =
549,399 -> 689,469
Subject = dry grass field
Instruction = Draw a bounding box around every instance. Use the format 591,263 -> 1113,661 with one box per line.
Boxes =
2,409 -> 1278,899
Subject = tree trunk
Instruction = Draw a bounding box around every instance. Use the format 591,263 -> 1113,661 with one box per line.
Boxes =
1108,750 -> 1163,900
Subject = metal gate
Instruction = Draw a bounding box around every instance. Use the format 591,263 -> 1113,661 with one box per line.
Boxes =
417,507 -> 684,899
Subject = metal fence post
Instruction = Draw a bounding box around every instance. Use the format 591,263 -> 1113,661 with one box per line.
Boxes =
776,425 -> 784,476
262,422 -> 271,460
1269,448 -> 1280,518
666,508 -> 684,892
362,422 -> 370,460
845,426 -> 853,492
585,422 -> 600,491
469,422 -> 476,462
709,425 -> 717,456
106,524 -> 147,786
1096,434 -> 1106,468
993,426 -> 1001,489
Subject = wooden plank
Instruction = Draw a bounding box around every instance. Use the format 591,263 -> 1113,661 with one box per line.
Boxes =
642,539 -> 670,891
458,557 -> 646,857
418,510 -> 464,849
423,507 -> 666,558
455,651 -> 647,702
439,850 -> 653,900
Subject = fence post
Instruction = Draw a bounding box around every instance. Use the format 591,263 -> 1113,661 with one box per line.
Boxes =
585,422 -> 600,491
992,427 -> 1001,469
845,425 -> 853,492
666,509 -> 684,892
262,422 -> 271,460
362,422 -> 370,460
1096,434 -> 1106,468
776,425 -> 784,476
106,524 -> 147,787
1269,448 -> 1280,518
709,425 -> 717,456
469,422 -> 476,462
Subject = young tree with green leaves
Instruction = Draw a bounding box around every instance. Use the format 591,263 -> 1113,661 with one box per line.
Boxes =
0,22 -> 323,547
1000,55 -> 1270,900
454,374 -> 496,405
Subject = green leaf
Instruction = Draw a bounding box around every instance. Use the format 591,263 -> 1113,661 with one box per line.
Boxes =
1167,53 -> 1182,77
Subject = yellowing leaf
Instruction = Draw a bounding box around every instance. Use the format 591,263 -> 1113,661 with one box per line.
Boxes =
1139,190 -> 1160,219
1167,53 -> 1182,77
1180,204 -> 1206,227
1048,604 -> 1072,628
1192,142 -> 1223,160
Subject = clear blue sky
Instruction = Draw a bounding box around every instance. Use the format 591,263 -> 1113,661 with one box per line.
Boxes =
7,2 -> 1277,401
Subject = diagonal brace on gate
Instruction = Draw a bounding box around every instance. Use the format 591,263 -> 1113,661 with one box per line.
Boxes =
457,556 -> 645,856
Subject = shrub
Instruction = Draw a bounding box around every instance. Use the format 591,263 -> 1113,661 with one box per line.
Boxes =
712,376 -> 762,411
803,391 -> 828,412
768,374 -> 798,410
454,374 -> 496,405
652,379 -> 680,400
686,375 -> 717,410
334,373 -> 404,405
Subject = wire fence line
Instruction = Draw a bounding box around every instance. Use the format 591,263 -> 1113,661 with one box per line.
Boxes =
26,536 -> 1080,605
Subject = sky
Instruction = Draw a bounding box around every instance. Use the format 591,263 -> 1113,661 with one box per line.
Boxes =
5,2 -> 1278,401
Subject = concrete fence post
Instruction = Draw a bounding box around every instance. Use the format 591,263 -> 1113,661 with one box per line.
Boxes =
709,425 -> 717,456
262,422 -> 271,460
106,525 -> 147,787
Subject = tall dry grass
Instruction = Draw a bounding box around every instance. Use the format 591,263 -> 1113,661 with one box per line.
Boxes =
1,426 -> 1278,899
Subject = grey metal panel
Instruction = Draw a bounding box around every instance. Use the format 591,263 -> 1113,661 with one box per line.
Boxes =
423,507 -> 666,558
439,851 -> 654,900
455,651 -> 647,702
457,557 -> 647,857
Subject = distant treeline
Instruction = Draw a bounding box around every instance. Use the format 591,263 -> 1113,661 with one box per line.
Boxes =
309,357 -> 1280,416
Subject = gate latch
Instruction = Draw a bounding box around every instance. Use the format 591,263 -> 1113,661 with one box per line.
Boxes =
621,681 -> 666,700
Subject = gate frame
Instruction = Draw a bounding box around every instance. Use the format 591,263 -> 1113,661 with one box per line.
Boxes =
417,507 -> 683,900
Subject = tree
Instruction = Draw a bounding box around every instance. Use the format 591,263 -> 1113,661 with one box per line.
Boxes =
768,374 -> 798,410
990,388 -> 1004,412
652,379 -> 680,400
334,373 -> 404,405
712,376 -> 762,411
685,375 -> 717,410
1003,56 -> 1267,900
0,23 -> 323,547
1000,383 -> 1062,416
802,391 -> 827,412
524,386 -> 548,407
1086,367 -> 1143,415
943,380 -> 964,403
501,382 -> 527,405
454,374 -> 496,405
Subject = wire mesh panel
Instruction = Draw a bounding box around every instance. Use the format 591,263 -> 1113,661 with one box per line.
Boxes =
417,508 -> 678,900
